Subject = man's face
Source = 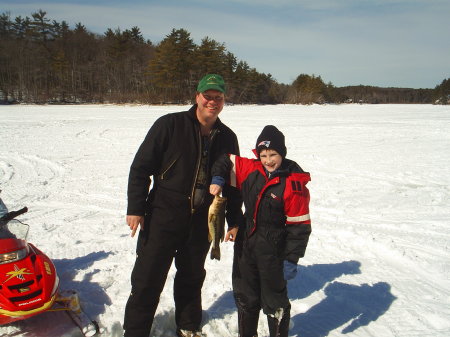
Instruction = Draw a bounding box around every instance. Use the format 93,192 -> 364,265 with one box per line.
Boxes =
196,90 -> 225,122
259,149 -> 283,173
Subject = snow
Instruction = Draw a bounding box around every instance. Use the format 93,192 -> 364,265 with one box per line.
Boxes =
1,103 -> 449,337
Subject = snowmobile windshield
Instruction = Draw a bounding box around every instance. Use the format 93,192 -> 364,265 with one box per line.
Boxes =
0,219 -> 29,240
0,197 -> 8,217
0,206 -> 29,240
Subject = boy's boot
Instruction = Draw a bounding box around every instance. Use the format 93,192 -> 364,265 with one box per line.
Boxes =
238,309 -> 259,337
267,308 -> 290,337
176,328 -> 206,337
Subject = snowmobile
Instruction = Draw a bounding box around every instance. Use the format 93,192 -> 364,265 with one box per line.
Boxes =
0,197 -> 101,336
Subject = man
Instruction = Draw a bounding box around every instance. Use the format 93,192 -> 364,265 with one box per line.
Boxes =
124,74 -> 243,337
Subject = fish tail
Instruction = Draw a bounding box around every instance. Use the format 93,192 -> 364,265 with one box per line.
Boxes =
210,246 -> 221,260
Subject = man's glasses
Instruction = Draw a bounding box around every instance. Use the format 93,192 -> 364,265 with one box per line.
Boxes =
201,93 -> 224,102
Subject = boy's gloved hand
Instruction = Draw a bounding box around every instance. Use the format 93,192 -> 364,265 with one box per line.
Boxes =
283,260 -> 298,280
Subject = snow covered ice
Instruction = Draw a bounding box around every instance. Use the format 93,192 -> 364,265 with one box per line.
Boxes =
0,103 -> 449,337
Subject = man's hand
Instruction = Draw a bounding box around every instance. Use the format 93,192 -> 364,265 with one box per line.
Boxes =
127,215 -> 144,237
225,227 -> 238,242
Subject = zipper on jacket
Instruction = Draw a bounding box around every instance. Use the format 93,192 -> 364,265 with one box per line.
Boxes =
190,128 -> 219,213
190,128 -> 203,213
251,177 -> 280,235
206,128 -> 219,175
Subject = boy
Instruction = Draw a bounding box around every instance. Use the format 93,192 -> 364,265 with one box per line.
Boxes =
209,125 -> 312,337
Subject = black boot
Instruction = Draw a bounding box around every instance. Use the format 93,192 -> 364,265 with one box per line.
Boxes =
267,307 -> 290,337
176,328 -> 206,337
238,309 -> 260,337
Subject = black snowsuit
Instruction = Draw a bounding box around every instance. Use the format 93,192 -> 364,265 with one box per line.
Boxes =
124,105 -> 243,337
212,154 -> 312,337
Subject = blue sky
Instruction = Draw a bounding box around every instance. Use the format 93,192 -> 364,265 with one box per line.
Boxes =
1,0 -> 449,88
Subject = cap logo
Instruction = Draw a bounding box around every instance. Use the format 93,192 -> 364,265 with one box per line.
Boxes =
258,140 -> 271,148
206,76 -> 218,84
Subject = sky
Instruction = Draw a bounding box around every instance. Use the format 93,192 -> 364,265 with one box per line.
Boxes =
1,0 -> 449,88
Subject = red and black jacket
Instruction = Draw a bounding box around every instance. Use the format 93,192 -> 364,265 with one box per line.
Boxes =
212,154 -> 312,262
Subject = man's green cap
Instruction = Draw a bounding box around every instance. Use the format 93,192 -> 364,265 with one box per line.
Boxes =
197,74 -> 226,93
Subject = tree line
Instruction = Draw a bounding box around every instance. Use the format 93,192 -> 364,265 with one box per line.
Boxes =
0,10 -> 448,105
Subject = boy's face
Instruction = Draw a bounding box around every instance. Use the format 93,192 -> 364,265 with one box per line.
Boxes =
259,149 -> 282,173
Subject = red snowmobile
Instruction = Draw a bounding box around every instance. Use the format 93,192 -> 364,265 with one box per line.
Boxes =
0,199 -> 100,336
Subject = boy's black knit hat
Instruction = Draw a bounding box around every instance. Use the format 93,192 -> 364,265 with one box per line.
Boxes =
255,125 -> 287,158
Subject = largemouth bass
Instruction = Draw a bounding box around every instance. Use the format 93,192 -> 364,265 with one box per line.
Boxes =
208,195 -> 227,260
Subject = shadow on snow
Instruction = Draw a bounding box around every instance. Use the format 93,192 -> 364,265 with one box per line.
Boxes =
206,260 -> 396,336
53,250 -> 113,317
291,281 -> 396,336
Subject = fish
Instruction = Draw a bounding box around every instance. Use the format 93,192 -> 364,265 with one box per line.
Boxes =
208,195 -> 227,260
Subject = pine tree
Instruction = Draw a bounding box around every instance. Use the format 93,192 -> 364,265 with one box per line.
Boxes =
148,28 -> 195,103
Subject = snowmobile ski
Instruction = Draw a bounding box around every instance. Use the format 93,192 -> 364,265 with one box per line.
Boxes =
52,290 -> 103,336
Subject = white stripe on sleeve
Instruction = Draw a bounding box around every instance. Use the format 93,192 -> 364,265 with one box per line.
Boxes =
286,214 -> 310,222
230,154 -> 237,187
